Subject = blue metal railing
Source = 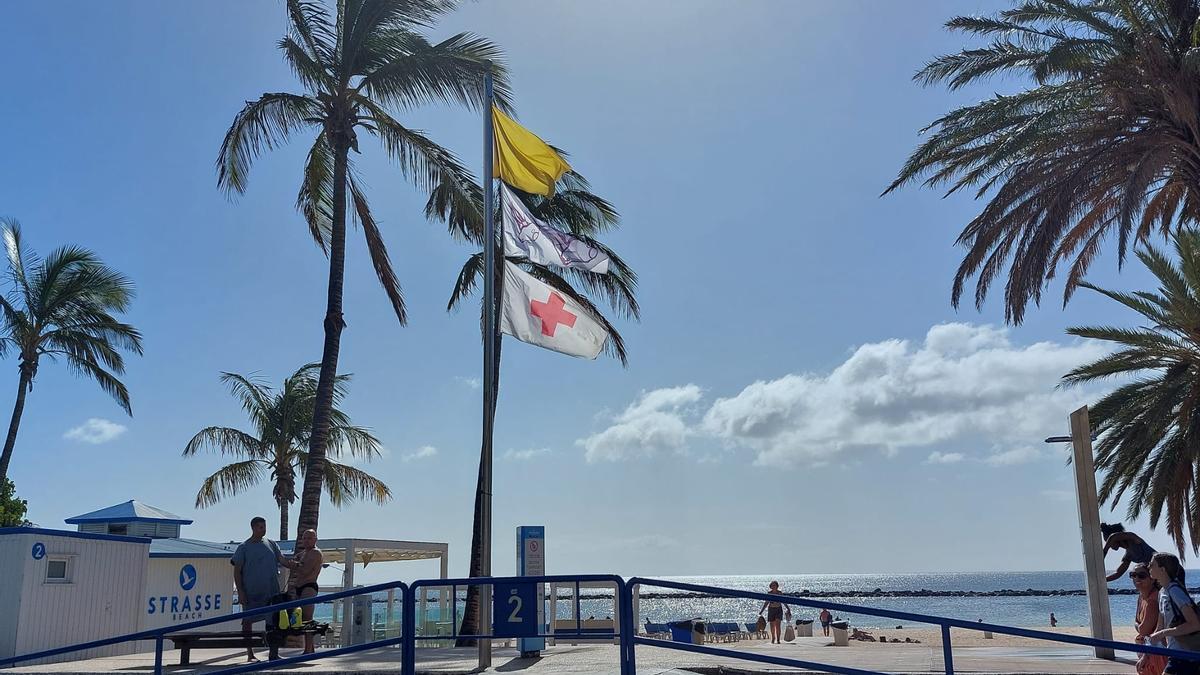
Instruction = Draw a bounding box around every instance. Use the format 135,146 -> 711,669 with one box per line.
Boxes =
0,580 -> 409,675
3,573 -> 1199,675
403,574 -> 629,675
628,576 -> 1200,675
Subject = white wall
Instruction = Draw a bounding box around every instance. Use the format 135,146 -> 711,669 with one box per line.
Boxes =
141,557 -> 236,633
8,531 -> 149,665
0,535 -> 26,659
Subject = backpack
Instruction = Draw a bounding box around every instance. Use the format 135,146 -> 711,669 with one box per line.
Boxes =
1165,583 -> 1200,651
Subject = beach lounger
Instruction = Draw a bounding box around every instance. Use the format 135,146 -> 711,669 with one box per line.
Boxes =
643,620 -> 670,639
744,621 -> 766,639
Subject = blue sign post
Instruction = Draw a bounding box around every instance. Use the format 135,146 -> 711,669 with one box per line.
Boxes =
516,526 -> 545,655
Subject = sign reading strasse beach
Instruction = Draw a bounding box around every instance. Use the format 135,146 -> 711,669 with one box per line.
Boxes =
147,563 -> 222,622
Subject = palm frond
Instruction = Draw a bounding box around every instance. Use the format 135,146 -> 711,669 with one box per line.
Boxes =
217,93 -> 320,195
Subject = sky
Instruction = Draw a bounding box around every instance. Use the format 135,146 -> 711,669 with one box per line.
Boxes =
0,0 -> 1179,584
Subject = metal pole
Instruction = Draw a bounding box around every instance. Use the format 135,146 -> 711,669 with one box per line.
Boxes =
479,68 -> 496,670
940,625 -> 953,675
1070,405 -> 1115,659
402,585 -> 415,675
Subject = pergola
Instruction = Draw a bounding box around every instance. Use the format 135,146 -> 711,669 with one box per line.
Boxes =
279,537 -> 449,644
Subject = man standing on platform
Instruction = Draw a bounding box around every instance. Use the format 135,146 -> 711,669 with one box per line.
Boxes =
288,529 -> 324,654
232,516 -> 295,662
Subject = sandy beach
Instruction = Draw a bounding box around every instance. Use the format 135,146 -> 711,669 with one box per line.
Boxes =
833,625 -> 1140,648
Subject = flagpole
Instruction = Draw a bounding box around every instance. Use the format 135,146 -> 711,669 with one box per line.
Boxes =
479,68 -> 496,670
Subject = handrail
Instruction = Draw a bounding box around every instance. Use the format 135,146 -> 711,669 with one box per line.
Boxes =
629,576 -> 1200,675
5,573 -> 1200,675
0,580 -> 408,673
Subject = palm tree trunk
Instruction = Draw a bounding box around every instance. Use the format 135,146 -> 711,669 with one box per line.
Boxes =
296,128 -> 350,536
0,366 -> 33,485
280,499 -> 290,541
458,253 -> 505,644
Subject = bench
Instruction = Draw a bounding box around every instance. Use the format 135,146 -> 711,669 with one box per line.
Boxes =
552,619 -> 618,645
165,632 -> 265,665
166,625 -> 330,665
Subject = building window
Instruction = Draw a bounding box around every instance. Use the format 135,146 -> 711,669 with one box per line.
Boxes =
108,524 -> 128,536
45,557 -> 72,583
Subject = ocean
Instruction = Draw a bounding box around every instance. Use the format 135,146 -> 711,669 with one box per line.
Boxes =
302,570 -> 1199,631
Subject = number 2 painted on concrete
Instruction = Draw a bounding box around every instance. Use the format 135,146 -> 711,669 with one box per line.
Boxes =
508,595 -> 523,623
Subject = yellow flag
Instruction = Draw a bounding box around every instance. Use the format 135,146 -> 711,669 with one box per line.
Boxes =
492,107 -> 571,197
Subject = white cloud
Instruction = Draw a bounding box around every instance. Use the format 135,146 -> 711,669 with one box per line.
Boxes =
926,451 -> 965,465
984,445 -> 1046,466
63,418 -> 127,444
503,448 -> 551,461
455,376 -> 482,390
578,385 -> 702,462
401,445 -> 438,462
576,324 -> 1107,468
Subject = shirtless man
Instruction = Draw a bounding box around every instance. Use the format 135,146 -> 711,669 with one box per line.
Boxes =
288,529 -> 324,654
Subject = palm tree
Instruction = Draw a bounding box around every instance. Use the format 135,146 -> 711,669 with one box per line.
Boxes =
217,0 -> 510,535
0,219 -> 142,484
184,364 -> 390,541
441,172 -> 640,640
886,1 -> 1200,324
1062,228 -> 1200,557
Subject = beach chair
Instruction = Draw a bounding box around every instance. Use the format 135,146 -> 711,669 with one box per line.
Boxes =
744,621 -> 766,639
643,620 -> 670,639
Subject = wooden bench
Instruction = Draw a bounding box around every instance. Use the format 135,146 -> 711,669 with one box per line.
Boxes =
165,632 -> 265,665
165,625 -> 330,665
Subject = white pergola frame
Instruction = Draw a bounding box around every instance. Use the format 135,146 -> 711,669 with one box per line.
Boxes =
280,537 -> 449,645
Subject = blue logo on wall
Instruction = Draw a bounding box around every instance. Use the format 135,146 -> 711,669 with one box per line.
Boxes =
31,542 -> 45,560
179,564 -> 197,591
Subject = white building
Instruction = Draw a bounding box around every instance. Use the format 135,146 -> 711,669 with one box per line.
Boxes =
0,527 -> 149,664
0,500 -> 451,663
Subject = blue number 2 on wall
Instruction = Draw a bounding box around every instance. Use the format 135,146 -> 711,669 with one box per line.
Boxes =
31,542 -> 45,560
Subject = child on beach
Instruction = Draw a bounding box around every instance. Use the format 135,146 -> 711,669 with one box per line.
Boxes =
1148,552 -> 1200,675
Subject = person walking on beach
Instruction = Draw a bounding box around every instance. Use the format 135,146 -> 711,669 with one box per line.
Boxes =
1132,563 -> 1167,675
758,580 -> 790,644
1102,522 -> 1156,582
287,529 -> 324,655
820,608 -> 833,637
1050,612 -> 1058,628
232,516 -> 296,662
1148,552 -> 1200,675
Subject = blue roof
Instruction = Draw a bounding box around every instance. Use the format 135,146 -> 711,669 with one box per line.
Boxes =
149,538 -> 237,558
0,526 -> 150,544
65,500 -> 193,526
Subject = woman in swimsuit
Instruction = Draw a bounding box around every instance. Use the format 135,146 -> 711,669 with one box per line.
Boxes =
758,580 -> 790,644
1102,522 -> 1156,582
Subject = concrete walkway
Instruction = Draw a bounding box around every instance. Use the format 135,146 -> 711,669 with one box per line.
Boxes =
2,638 -> 1140,675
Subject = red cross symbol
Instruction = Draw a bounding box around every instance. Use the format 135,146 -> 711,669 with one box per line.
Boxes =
530,292 -> 576,337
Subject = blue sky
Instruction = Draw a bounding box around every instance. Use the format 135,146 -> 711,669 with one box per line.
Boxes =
0,0 -> 1175,583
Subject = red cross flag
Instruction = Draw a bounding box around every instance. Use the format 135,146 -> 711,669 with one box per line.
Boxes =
500,261 -> 609,359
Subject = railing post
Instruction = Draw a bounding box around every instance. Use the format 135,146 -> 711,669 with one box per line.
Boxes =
154,636 -> 163,675
402,584 -> 416,675
619,580 -> 636,675
941,624 -> 954,675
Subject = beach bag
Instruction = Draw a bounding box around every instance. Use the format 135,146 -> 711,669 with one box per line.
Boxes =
1166,583 -> 1200,651
756,616 -> 766,632
783,623 -> 795,642
1137,652 -> 1168,675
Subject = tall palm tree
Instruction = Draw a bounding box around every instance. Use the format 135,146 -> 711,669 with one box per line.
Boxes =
886,1 -> 1200,325
0,219 -> 142,484
217,0 -> 510,535
1062,228 -> 1200,556
440,171 -> 640,639
184,364 -> 390,541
